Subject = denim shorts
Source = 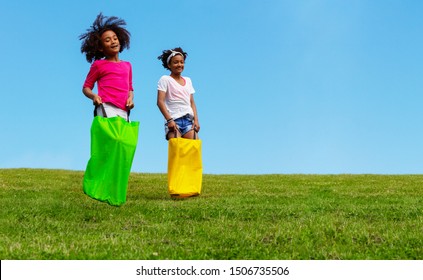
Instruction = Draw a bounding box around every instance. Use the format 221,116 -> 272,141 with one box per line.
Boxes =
165,114 -> 193,138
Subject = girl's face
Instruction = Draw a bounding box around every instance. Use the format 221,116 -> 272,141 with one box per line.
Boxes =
100,30 -> 120,57
168,55 -> 185,75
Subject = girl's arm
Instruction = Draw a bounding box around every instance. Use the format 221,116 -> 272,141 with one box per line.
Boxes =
190,95 -> 200,132
82,87 -> 102,105
157,90 -> 176,131
127,64 -> 134,109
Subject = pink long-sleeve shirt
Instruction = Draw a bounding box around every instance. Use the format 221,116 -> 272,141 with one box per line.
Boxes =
83,59 -> 133,111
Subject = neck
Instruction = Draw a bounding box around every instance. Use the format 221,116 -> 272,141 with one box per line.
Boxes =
170,72 -> 182,79
105,54 -> 120,62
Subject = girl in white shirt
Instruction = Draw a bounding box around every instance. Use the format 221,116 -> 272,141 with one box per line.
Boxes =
157,47 -> 200,140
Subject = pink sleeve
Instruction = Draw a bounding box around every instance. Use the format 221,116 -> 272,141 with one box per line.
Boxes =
129,63 -> 134,91
83,63 -> 99,89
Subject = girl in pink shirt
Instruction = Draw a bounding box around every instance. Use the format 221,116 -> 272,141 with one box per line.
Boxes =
79,13 -> 138,206
80,13 -> 134,119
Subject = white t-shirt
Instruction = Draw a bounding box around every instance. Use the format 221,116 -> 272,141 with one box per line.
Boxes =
157,75 -> 196,120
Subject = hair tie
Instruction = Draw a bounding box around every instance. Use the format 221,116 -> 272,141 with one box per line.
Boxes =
166,50 -> 184,65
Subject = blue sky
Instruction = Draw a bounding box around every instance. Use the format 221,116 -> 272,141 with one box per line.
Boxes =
1,0 -> 422,174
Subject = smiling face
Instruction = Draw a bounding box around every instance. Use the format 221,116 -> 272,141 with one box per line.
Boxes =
168,54 -> 185,75
100,30 -> 120,58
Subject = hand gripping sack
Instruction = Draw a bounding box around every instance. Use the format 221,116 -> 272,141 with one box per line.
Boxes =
167,135 -> 202,198
83,106 -> 139,206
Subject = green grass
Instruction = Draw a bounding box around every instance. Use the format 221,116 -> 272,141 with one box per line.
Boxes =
0,169 -> 422,260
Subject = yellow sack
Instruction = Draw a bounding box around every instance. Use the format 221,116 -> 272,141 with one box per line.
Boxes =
168,137 -> 202,197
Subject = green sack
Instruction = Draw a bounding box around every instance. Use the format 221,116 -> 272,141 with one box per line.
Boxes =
83,115 -> 139,206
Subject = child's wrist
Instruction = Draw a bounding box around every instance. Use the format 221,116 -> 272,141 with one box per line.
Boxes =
166,118 -> 174,123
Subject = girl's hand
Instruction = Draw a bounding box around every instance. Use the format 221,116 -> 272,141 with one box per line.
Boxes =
194,121 -> 200,132
167,120 -> 177,131
93,94 -> 102,106
126,91 -> 135,110
126,98 -> 134,109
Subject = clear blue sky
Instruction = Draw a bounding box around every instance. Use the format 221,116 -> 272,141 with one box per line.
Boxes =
1,0 -> 422,174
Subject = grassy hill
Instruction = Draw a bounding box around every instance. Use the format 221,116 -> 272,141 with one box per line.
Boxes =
0,169 -> 422,259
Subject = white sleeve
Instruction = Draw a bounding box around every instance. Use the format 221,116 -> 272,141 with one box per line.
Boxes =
157,76 -> 168,92
186,77 -> 195,94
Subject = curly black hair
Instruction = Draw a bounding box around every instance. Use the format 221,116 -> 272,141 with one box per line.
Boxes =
158,47 -> 188,70
79,13 -> 131,63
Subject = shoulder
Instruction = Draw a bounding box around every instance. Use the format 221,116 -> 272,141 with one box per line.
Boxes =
119,61 -> 132,72
158,75 -> 171,82
90,59 -> 108,70
183,76 -> 193,85
92,59 -> 107,66
120,60 -> 132,67
157,75 -> 170,90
